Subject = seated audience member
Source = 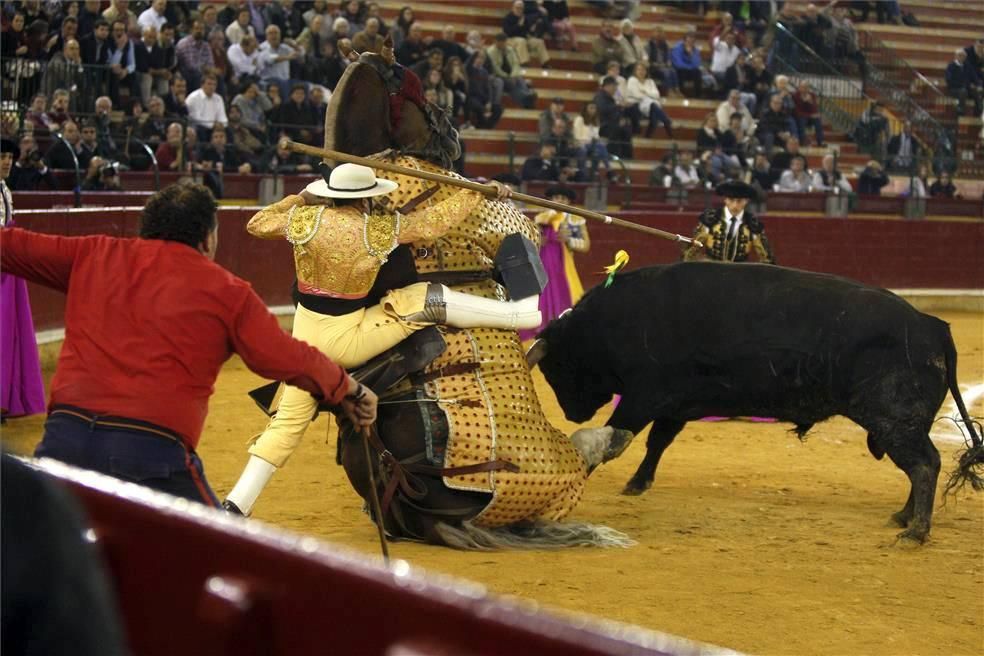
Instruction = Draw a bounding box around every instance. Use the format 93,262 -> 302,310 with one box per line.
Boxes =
572,101 -> 612,181
226,105 -> 266,159
673,150 -> 703,190
9,135 -> 57,191
709,31 -> 740,90
396,23 -> 427,68
857,159 -> 890,195
81,157 -> 123,191
906,163 -> 931,199
337,0 -> 366,34
594,75 -> 633,159
422,69 -> 454,114
696,113 -> 739,182
670,30 -> 704,98
138,95 -> 169,146
164,75 -> 189,119
258,25 -> 301,98
887,120 -> 922,172
716,89 -> 755,137
186,74 -> 227,140
521,143 -> 561,182
154,122 -> 187,172
811,154 -> 853,194
758,94 -> 795,154
538,97 -> 571,142
720,112 -> 750,167
275,84 -> 317,143
43,38 -> 85,105
646,26 -> 680,97
723,52 -> 756,114
852,101 -> 889,153
710,11 -> 746,49
411,48 -> 445,83
175,18 -> 216,90
196,129 -> 250,198
792,80 -> 825,147
229,34 -> 262,83
591,20 -> 624,74
486,33 -> 538,109
626,63 -> 673,138
266,0 -> 305,40
24,94 -> 56,135
260,138 -> 313,173
502,0 -> 551,67
776,155 -> 812,192
929,172 -> 959,198
541,117 -> 587,180
464,51 -> 504,129
744,53 -> 773,112
747,150 -> 777,195
352,17 -> 385,53
46,121 -> 91,171
232,82 -> 273,136
226,6 -> 256,45
618,19 -> 647,77
306,39 -> 347,91
389,6 -> 414,50
945,48 -> 983,117
431,25 -> 469,63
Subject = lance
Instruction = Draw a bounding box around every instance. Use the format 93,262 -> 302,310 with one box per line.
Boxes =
278,139 -> 700,246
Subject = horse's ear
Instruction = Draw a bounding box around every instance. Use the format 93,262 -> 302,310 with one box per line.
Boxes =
526,339 -> 548,368
382,34 -> 395,64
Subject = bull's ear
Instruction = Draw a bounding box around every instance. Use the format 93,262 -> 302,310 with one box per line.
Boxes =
526,339 -> 548,368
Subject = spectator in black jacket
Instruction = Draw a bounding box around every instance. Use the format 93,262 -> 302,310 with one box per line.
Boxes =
465,50 -> 504,129
594,76 -> 633,158
945,49 -> 983,117
929,172 -> 960,199
45,120 -> 92,171
260,139 -> 314,174
886,120 -> 922,172
275,84 -> 318,143
857,160 -> 889,195
395,23 -> 427,68
163,75 -> 189,119
521,143 -> 560,182
9,135 -> 58,191
137,95 -> 169,146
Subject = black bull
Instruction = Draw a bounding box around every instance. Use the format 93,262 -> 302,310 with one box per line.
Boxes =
530,262 -> 983,543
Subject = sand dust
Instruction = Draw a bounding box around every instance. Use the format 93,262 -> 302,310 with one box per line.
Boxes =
5,312 -> 983,655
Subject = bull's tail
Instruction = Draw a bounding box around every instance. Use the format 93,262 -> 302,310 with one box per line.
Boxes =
433,520 -> 635,551
939,321 -> 984,496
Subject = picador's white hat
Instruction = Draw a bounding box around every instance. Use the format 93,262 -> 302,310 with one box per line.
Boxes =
305,163 -> 398,199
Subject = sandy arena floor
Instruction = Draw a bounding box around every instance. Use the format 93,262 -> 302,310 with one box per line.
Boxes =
4,311 -> 983,655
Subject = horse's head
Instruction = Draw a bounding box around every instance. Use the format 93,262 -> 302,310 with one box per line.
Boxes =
323,46 -> 460,168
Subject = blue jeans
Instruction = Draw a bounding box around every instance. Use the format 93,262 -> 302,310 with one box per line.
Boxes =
35,408 -> 220,506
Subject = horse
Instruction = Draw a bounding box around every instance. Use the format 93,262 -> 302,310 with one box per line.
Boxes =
323,51 -> 630,549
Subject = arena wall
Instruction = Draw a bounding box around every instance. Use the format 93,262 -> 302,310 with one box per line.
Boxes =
12,206 -> 984,334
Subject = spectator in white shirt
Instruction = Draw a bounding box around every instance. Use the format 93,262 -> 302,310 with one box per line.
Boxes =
776,156 -> 812,192
710,32 -> 740,87
137,0 -> 168,32
185,74 -> 228,139
229,34 -> 261,80
716,90 -> 756,136
258,24 -> 301,98
226,6 -> 256,46
625,62 -> 673,137
674,150 -> 703,190
811,154 -> 853,194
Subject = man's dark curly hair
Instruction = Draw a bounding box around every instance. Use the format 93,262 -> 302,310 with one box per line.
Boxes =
139,182 -> 218,248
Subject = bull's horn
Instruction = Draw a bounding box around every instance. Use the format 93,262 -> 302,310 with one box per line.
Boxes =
526,339 -> 548,368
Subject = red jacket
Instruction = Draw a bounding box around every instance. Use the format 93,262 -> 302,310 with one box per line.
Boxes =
0,228 -> 351,447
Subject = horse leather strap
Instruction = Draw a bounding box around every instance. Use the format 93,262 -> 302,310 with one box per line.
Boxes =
365,426 -> 519,521
396,185 -> 439,214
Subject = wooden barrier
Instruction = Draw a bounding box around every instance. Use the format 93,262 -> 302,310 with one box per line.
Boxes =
12,204 -> 984,334
27,458 -> 697,656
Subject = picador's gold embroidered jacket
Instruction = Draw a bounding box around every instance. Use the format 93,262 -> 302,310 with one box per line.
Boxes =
247,189 -> 484,298
682,207 -> 776,264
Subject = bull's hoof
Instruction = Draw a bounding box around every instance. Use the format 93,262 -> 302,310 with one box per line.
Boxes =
621,480 -> 651,496
890,510 -> 911,528
895,526 -> 929,546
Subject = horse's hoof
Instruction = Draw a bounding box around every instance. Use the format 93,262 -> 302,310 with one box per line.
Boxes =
602,429 -> 635,464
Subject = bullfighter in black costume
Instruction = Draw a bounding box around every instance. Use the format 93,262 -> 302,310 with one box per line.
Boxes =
682,180 -> 776,263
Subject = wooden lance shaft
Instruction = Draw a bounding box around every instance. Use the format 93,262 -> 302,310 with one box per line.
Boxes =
279,139 -> 698,246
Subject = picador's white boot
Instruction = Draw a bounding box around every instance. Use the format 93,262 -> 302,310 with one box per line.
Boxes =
225,455 -> 277,516
406,283 -> 542,331
571,426 -> 636,469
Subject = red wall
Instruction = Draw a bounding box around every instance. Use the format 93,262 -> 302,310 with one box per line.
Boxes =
11,207 -> 984,333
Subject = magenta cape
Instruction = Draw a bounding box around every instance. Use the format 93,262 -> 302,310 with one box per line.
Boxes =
1,269 -> 46,417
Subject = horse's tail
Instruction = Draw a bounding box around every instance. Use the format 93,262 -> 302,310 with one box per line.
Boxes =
939,319 -> 984,496
433,520 -> 635,551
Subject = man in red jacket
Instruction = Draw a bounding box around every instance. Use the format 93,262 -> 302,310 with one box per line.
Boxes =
0,182 -> 377,506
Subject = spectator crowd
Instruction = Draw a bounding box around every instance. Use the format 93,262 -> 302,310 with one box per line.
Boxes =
1,0 -> 980,200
